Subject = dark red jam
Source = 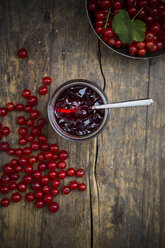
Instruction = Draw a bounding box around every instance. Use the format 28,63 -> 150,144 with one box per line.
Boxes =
54,85 -> 105,136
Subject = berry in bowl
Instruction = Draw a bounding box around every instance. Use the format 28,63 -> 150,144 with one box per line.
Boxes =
48,79 -> 110,141
86,0 -> 165,59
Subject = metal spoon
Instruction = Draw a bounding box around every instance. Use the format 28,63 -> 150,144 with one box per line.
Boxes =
92,99 -> 153,110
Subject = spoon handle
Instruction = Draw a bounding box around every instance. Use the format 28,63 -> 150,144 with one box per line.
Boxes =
92,99 -> 153,110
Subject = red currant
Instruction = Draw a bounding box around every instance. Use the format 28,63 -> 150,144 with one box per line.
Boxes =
136,42 -> 145,49
58,150 -> 68,160
6,102 -> 15,111
3,163 -> 13,174
1,126 -> 10,135
47,160 -> 57,170
43,77 -> 52,85
38,85 -> 48,95
15,165 -> 23,173
79,183 -> 86,191
11,158 -> 18,166
51,188 -> 59,196
28,96 -> 38,106
48,202 -> 59,212
138,48 -> 147,56
41,176 -> 49,185
23,147 -> 32,156
31,181 -> 42,190
15,148 -> 23,157
103,28 -> 115,38
23,175 -> 33,184
1,174 -> 10,184
48,170 -> 57,179
0,185 -> 10,194
27,134 -> 35,142
37,118 -> 46,127
49,144 -> 59,153
25,192 -> 35,202
51,178 -> 60,188
69,181 -> 79,190
38,134 -> 47,143
43,193 -> 53,203
38,162 -> 47,171
88,2 -> 97,12
24,165 -> 33,174
62,186 -> 70,194
10,182 -> 17,190
0,142 -> 10,151
30,141 -> 40,151
42,185 -> 51,194
33,170 -> 42,179
26,119 -> 34,127
58,170 -> 66,179
17,48 -> 28,59
66,168 -> 75,177
151,23 -> 161,34
18,127 -> 28,136
17,182 -> 27,192
18,156 -> 27,166
35,190 -> 44,199
10,172 -> 20,181
31,126 -> 42,136
129,45 -> 137,55
57,160 -> 66,169
37,152 -> 45,161
22,89 -> 31,98
1,198 -> 10,207
15,103 -> 24,111
24,105 -> 32,113
17,116 -> 26,125
76,169 -> 85,177
30,109 -> 39,119
0,108 -> 8,116
19,137 -> 27,146
35,200 -> 44,208
28,155 -> 37,164
95,10 -> 106,21
8,148 -> 15,156
44,151 -> 53,160
12,192 -> 22,202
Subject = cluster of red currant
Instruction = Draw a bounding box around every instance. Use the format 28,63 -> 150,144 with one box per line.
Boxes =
88,0 -> 165,56
0,50 -> 86,212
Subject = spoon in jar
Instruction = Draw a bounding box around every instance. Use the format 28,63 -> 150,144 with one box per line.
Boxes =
92,99 -> 153,110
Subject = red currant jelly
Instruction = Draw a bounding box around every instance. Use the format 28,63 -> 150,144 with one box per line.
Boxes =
48,80 -> 109,141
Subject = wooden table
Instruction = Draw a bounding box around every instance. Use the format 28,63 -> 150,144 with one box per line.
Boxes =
0,1 -> 165,248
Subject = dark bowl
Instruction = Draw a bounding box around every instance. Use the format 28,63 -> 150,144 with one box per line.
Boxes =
85,0 -> 165,60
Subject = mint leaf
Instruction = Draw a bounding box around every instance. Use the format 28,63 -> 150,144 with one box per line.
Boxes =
131,19 -> 145,41
112,9 -> 145,44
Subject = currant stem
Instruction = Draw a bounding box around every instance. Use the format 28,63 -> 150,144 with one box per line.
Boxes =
132,7 -> 143,21
104,7 -> 111,29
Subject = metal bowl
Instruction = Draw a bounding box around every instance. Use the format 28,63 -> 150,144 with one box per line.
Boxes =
85,0 -> 165,60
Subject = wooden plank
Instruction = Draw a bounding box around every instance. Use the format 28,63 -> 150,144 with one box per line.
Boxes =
143,57 -> 165,248
93,43 -> 165,248
0,0 -> 103,248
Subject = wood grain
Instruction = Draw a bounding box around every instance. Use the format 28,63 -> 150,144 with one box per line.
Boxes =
0,0 -> 164,248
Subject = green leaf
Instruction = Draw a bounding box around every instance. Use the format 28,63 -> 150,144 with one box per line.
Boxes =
131,19 -> 145,41
161,0 -> 165,3
112,10 -> 133,44
112,9 -> 145,44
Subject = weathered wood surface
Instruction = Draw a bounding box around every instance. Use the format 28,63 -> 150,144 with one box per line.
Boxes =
0,0 -> 164,248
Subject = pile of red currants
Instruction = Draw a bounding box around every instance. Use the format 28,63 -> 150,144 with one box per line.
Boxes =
87,0 -> 165,57
0,52 -> 86,212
